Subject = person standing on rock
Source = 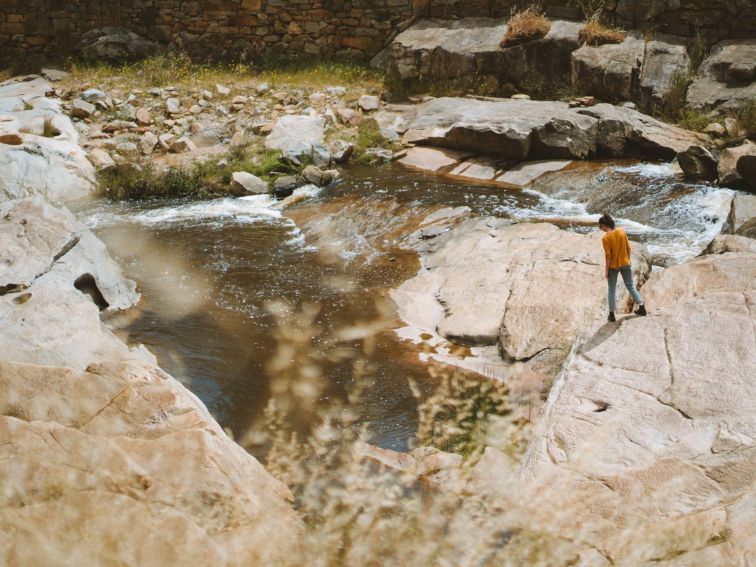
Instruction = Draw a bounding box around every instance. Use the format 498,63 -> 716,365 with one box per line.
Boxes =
599,214 -> 646,322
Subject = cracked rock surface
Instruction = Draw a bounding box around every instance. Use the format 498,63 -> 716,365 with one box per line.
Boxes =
392,218 -> 650,379
0,76 -> 96,202
520,250 -> 756,564
0,79 -> 299,564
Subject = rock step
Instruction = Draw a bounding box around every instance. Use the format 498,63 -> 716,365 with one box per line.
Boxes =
391,97 -> 704,166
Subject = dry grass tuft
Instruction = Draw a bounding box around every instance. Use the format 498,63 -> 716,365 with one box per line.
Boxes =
578,19 -> 626,46
501,7 -> 551,48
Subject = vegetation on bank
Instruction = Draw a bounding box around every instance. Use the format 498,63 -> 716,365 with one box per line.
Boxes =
577,18 -> 625,46
98,144 -> 294,200
64,52 -> 384,93
500,6 -> 551,47
238,299 -> 708,565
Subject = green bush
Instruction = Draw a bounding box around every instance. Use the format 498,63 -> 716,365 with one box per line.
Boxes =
98,145 -> 293,201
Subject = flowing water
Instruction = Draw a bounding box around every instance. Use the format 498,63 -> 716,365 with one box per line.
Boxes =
77,161 -> 733,454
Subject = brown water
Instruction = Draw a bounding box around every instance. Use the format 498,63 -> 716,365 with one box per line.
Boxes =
78,162 -> 733,453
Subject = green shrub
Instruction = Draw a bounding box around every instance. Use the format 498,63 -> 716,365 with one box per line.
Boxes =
415,370 -> 515,461
98,145 -> 292,201
678,108 -> 711,132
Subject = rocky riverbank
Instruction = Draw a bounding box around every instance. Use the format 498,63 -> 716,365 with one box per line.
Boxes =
376,205 -> 756,564
2,45 -> 756,563
0,75 -> 298,564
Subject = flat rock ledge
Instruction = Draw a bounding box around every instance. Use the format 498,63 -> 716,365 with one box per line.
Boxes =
391,217 -> 650,381
518,249 -> 756,564
384,97 -> 705,185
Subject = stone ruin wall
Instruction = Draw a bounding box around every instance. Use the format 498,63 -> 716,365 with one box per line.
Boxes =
0,0 -> 417,61
0,0 -> 754,61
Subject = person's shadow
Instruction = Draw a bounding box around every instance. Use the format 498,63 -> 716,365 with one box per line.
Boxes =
577,313 -> 644,355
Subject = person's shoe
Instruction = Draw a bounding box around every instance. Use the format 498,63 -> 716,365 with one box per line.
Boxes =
635,305 -> 647,317
608,312 -> 616,322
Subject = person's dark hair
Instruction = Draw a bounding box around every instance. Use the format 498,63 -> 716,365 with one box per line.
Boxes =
598,214 -> 616,229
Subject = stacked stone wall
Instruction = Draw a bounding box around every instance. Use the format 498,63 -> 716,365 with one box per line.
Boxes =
0,0 -> 417,60
1,0 -> 753,61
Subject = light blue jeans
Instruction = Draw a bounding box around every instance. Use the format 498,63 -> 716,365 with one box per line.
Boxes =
608,265 -> 643,312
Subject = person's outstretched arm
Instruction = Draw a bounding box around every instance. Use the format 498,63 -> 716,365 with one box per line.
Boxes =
602,237 -> 611,279
625,231 -> 632,261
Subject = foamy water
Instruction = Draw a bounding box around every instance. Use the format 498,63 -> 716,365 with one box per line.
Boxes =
78,162 -> 734,268
82,185 -> 323,230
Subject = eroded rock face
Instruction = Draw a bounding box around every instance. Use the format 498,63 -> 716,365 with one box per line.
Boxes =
388,18 -> 507,81
643,250 -> 756,309
397,96 -> 702,163
521,250 -> 756,564
687,40 -> 756,111
704,234 -> 756,255
639,36 -> 690,111
572,33 -> 691,112
726,193 -> 756,234
737,218 -> 756,238
0,197 -> 300,563
402,97 -> 598,160
0,359 -> 299,566
0,76 -> 96,202
572,33 -> 645,103
392,219 -> 650,378
576,103 -> 705,158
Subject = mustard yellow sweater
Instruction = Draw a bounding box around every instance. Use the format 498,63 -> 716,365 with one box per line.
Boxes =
602,228 -> 632,269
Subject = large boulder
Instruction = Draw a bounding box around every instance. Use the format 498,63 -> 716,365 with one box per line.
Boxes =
718,140 -> 756,189
75,27 -> 159,63
642,251 -> 756,308
677,144 -> 717,181
687,40 -> 756,111
571,33 -> 645,102
638,36 -> 690,111
264,115 -> 326,157
737,218 -> 756,238
0,198 -> 142,368
489,20 -> 582,91
402,97 -> 598,160
736,154 -> 756,192
572,33 -> 691,112
726,193 -> 756,234
704,234 -> 756,255
0,138 -> 97,203
392,219 -> 650,378
0,76 -> 96,202
577,103 -> 704,158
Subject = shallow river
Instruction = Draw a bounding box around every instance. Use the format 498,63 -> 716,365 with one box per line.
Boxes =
77,162 -> 732,454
